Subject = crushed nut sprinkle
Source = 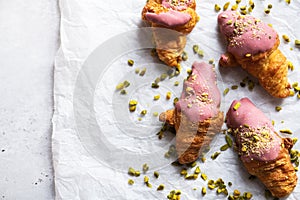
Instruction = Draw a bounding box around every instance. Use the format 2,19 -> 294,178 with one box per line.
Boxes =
236,126 -> 276,158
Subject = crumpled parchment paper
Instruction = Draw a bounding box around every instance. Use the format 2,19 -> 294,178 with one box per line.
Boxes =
53,0 -> 300,199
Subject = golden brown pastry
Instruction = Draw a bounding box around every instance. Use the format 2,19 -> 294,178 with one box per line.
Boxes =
218,11 -> 291,98
159,61 -> 224,164
142,0 -> 199,67
226,98 -> 297,198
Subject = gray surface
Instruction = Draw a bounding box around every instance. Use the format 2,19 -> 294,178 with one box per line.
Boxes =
0,0 -> 59,199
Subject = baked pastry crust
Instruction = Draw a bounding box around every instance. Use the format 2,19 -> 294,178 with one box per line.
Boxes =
218,11 -> 290,98
142,0 -> 199,67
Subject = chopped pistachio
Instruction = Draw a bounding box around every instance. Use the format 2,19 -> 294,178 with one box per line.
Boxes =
228,182 -> 232,186
185,174 -> 197,180
173,97 -> 179,106
135,68 -> 140,74
201,157 -> 206,162
157,184 -> 165,191
140,110 -> 147,115
223,2 -> 230,11
214,4 -> 221,11
240,6 -> 246,10
298,93 -> 300,99
180,168 -> 188,176
128,179 -> 134,185
154,95 -> 160,100
174,81 -> 180,86
190,161 -> 197,168
223,88 -> 230,95
211,152 -> 221,160
146,182 -> 152,188
267,4 -> 272,9
275,106 -> 282,111
129,106 -> 136,112
153,112 -> 159,117
182,51 -> 188,61
120,89 -> 127,95
243,192 -> 253,199
138,117 -> 142,121
292,82 -> 298,88
129,100 -> 138,106
264,9 -> 270,14
201,173 -> 208,181
193,45 -> 199,53
128,167 -> 136,176
151,82 -> 159,88
292,138 -> 298,145
128,59 -> 134,66
288,61 -> 294,70
143,163 -> 149,173
139,68 -> 146,76
231,85 -> 238,90
194,166 -> 201,174
144,176 -> 149,183
134,170 -> 141,177
123,80 -> 130,88
295,39 -> 300,46
154,171 -> 159,178
236,0 -> 241,4
166,92 -> 172,100
231,4 -> 238,11
220,144 -> 229,151
233,189 -> 241,196
280,129 -> 293,134
116,82 -> 125,90
197,50 -> 204,57
225,135 -> 233,147
282,34 -> 290,42
233,102 -> 241,111
285,0 -> 291,4
202,187 -> 207,195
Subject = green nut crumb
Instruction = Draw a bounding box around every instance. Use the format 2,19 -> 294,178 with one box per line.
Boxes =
157,184 -> 165,191
223,2 -> 230,11
275,106 -> 282,111
154,171 -> 159,178
223,88 -> 230,95
128,59 -> 134,66
128,179 -> 134,185
140,110 -> 147,115
215,4 -> 221,11
166,92 -> 172,100
154,95 -> 160,100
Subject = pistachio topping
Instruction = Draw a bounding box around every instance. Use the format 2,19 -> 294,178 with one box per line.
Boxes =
127,59 -> 134,66
233,102 -> 241,111
223,2 -> 230,11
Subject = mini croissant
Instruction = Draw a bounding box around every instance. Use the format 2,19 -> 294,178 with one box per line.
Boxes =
218,11 -> 291,98
142,0 -> 199,67
226,98 -> 297,198
159,62 -> 224,164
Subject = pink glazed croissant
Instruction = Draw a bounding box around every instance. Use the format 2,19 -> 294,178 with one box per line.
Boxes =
159,62 -> 224,164
142,0 -> 199,67
218,11 -> 291,98
226,98 -> 297,198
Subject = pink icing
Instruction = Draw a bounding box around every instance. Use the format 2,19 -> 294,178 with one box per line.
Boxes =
218,11 -> 277,57
145,10 -> 191,27
175,62 -> 221,122
226,98 -> 282,162
162,0 -> 192,11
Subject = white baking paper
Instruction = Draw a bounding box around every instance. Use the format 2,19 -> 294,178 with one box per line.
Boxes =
53,0 -> 300,199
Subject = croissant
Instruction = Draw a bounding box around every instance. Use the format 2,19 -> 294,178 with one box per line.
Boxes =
159,61 -> 224,164
142,0 -> 199,67
218,11 -> 291,98
226,97 -> 297,198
